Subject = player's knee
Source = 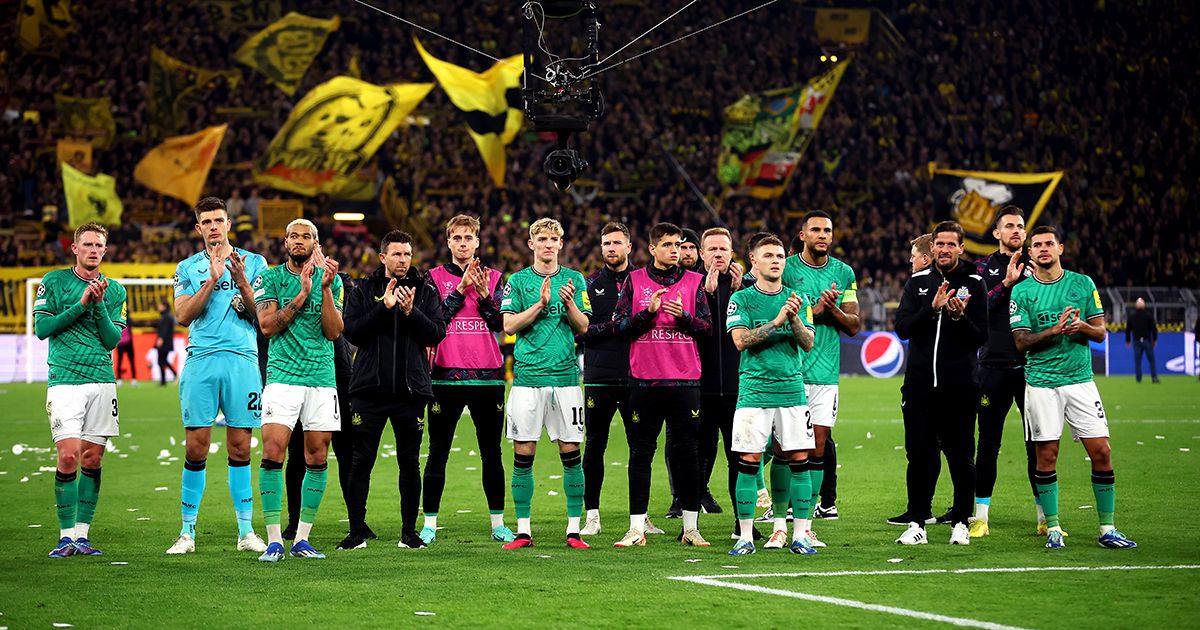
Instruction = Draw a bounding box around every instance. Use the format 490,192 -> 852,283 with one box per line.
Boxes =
58,450 -> 79,472
81,449 -> 103,469
305,450 -> 328,467
1089,443 -> 1112,467
262,441 -> 286,462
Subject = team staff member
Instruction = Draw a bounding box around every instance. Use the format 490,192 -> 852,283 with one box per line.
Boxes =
341,231 -> 447,551
1126,297 -> 1160,384
970,207 -> 1039,537
892,221 -> 988,546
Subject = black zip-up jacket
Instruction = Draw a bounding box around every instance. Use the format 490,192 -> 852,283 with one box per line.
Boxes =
698,270 -> 739,395
343,266 -> 447,398
894,261 -> 989,388
1126,308 -> 1158,343
577,266 -> 631,385
974,251 -> 1031,368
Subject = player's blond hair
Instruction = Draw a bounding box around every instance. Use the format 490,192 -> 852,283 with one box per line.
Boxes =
73,222 -> 109,243
529,218 -> 564,239
446,214 -> 481,237
286,218 -> 319,240
700,227 -> 732,246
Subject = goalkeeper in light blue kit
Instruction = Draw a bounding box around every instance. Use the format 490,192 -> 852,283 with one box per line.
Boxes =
166,197 -> 269,555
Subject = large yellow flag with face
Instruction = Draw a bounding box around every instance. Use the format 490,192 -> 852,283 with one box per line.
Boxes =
414,38 -> 524,188
254,77 -> 432,196
54,95 -> 117,149
134,124 -> 227,206
62,163 -> 122,227
235,12 -> 340,95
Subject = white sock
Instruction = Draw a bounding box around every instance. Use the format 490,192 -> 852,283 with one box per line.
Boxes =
517,517 -> 531,535
490,513 -> 504,529
586,508 -> 600,521
1100,524 -> 1115,535
773,517 -> 787,532
1036,503 -> 1046,522
566,516 -> 581,535
75,522 -> 90,539
266,523 -> 282,544
1048,525 -> 1062,534
738,518 -> 754,542
799,518 -> 812,534
682,510 -> 699,532
295,521 -> 313,542
630,513 -> 646,532
424,514 -> 438,530
975,503 -> 990,522
60,526 -> 75,540
792,520 -> 805,541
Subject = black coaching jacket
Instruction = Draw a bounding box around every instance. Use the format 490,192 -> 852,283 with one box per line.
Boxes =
343,266 -> 446,399
894,260 -> 989,388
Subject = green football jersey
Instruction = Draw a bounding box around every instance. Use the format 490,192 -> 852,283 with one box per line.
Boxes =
1009,269 -> 1104,388
253,264 -> 344,388
500,265 -> 591,387
786,254 -> 858,385
33,268 -> 127,387
726,284 -> 814,409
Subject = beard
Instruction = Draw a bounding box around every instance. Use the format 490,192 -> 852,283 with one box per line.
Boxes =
1033,257 -> 1056,270
288,250 -> 312,266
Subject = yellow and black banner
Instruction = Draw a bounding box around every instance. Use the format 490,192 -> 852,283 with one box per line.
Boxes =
134,124 -> 227,206
62,162 -> 122,227
717,61 -> 848,199
414,37 -> 524,188
202,0 -> 282,31
16,0 -> 73,55
254,76 -> 432,196
56,139 -> 92,172
54,94 -> 116,149
813,9 -> 870,46
928,164 -> 1064,255
235,12 -> 340,96
149,47 -> 241,139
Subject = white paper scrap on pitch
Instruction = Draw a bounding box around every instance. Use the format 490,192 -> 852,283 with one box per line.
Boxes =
209,443 -> 220,455
451,447 -> 462,452
537,555 -> 552,559
888,558 -> 904,563
547,490 -> 559,496
39,466 -> 55,472
169,436 -> 176,446
1155,435 -> 1165,440
111,561 -> 128,565
1181,448 -> 1191,452
549,475 -> 562,479
28,524 -> 41,528
154,486 -> 169,491
250,437 -> 259,448
684,559 -> 702,563
11,444 -> 24,455
468,450 -> 477,456
19,476 -> 28,483
158,449 -> 171,459
464,467 -> 477,471
457,510 -> 471,514
721,565 -> 739,569
414,612 -> 436,616
127,508 -> 138,512
1078,505 -> 1093,509
137,517 -> 151,521
53,624 -> 73,628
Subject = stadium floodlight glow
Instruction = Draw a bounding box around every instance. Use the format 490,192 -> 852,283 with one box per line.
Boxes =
831,54 -> 839,62
333,212 -> 365,222
820,54 -> 828,62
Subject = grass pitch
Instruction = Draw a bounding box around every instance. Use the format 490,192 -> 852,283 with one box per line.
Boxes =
1,376 -> 1197,628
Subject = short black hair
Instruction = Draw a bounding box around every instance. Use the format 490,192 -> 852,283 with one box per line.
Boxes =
802,210 -> 833,228
193,196 -> 227,222
1029,225 -> 1061,242
649,222 -> 682,244
746,231 -> 774,255
381,230 -> 413,253
932,220 -> 965,245
993,205 -> 1026,229
789,234 -> 803,256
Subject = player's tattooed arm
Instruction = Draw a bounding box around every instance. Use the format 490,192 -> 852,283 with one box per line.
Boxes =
1013,306 -> 1076,353
256,300 -> 301,338
731,322 -> 779,351
789,317 -> 815,352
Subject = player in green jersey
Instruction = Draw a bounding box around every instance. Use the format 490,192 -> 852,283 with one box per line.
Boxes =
252,219 -> 345,561
726,235 -> 816,556
34,223 -> 127,557
499,218 -> 591,549
1010,226 -> 1136,550
786,211 -> 861,537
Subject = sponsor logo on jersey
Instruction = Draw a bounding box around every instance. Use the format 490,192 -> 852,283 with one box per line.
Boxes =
860,332 -> 904,378
451,319 -> 491,333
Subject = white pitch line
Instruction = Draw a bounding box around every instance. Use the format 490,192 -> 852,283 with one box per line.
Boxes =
674,576 -> 1029,630
668,565 -> 1200,629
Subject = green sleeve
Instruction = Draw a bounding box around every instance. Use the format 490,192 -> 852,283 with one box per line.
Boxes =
1082,275 -> 1104,320
95,284 -> 124,350
500,274 -> 524,314
1009,288 -> 1031,331
726,292 -> 748,331
254,269 -> 276,305
332,273 -> 345,310
574,271 -> 591,314
840,264 -> 859,305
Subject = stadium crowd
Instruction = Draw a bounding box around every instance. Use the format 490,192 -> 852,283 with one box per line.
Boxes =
2,0 -> 1196,300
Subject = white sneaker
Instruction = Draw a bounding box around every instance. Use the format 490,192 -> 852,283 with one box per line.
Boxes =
166,534 -> 195,554
895,523 -> 928,545
581,514 -> 602,536
643,516 -> 665,535
949,523 -> 970,545
805,529 -> 827,548
680,528 -> 711,547
763,529 -> 788,549
613,528 -> 646,547
237,532 -> 268,553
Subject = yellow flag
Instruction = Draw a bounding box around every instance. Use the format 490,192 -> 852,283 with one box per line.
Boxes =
17,0 -> 74,55
149,47 -> 241,138
62,162 -> 122,227
235,12 -> 340,95
54,94 -> 116,149
255,77 -> 432,196
56,139 -> 92,172
134,125 -> 228,206
413,38 -> 524,187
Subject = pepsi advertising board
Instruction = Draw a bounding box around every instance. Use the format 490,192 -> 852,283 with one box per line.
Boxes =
838,331 -> 1107,378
